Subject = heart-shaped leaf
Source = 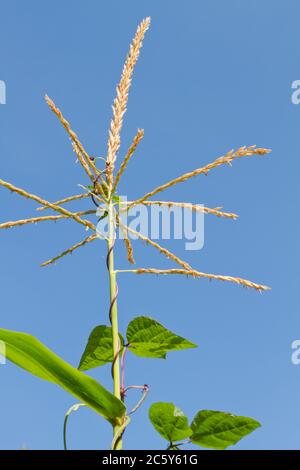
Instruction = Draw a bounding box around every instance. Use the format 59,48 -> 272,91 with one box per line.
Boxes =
190,410 -> 261,450
127,316 -> 197,358
149,402 -> 192,443
0,328 -> 125,425
78,325 -> 124,371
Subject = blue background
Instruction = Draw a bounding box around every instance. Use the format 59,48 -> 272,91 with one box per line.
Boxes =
0,0 -> 298,450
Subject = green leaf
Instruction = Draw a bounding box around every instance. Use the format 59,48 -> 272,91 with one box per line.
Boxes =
190,410 -> 261,450
127,316 -> 197,358
112,195 -> 120,203
78,325 -> 124,371
149,402 -> 192,442
0,328 -> 125,425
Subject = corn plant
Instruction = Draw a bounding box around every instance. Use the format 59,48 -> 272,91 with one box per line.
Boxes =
0,18 -> 270,450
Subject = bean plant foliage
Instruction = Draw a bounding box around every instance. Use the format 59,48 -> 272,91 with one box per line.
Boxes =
0,18 -> 270,450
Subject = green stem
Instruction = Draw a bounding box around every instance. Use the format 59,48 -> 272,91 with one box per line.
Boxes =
63,403 -> 86,450
107,201 -> 122,450
111,416 -> 131,450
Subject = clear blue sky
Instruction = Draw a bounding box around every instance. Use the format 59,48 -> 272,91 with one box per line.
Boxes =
0,0 -> 298,450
